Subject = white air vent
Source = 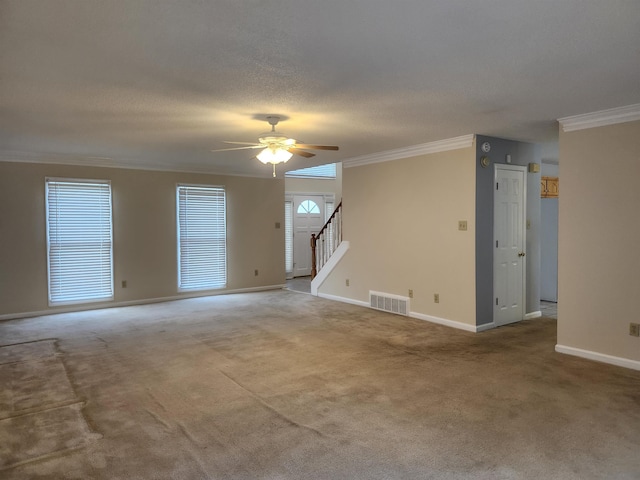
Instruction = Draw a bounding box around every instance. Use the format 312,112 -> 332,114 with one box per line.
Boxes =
369,291 -> 409,316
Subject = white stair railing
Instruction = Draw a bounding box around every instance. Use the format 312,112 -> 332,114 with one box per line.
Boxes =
311,201 -> 342,279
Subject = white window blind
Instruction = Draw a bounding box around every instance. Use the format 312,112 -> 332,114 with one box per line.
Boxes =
177,185 -> 226,290
46,179 -> 113,305
285,163 -> 337,179
325,201 -> 335,252
325,202 -> 334,222
285,200 -> 293,273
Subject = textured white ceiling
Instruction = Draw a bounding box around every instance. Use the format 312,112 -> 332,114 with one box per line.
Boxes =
1,1 -> 639,177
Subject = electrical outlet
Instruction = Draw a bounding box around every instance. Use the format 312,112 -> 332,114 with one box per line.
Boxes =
458,220 -> 467,231
254,269 -> 259,276
408,289 -> 413,298
630,323 -> 640,337
346,279 -> 350,287
434,293 -> 439,303
275,222 -> 281,229
121,280 -> 127,288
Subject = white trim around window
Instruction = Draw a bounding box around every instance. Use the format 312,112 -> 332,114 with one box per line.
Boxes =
45,178 -> 114,306
176,184 -> 227,291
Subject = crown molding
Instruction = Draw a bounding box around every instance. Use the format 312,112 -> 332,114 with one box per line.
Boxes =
558,103 -> 640,132
0,150 -> 273,179
342,134 -> 475,169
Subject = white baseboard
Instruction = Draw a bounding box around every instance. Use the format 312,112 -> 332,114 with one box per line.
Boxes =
316,292 -> 369,308
410,311 -> 478,332
476,322 -> 496,332
524,311 -> 542,320
317,293 -> 495,333
555,344 -> 640,371
0,284 -> 286,322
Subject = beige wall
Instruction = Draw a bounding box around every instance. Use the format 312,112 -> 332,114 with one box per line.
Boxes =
0,161 -> 285,318
558,120 -> 640,361
319,148 -> 477,326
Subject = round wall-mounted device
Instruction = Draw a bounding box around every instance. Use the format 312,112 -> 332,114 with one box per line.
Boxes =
480,156 -> 491,168
481,141 -> 491,153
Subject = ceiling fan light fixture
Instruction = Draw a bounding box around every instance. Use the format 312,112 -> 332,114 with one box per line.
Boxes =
210,115 -> 338,176
258,133 -> 290,144
256,146 -> 293,165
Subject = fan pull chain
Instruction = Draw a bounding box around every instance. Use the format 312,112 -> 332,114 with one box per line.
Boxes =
273,164 -> 276,177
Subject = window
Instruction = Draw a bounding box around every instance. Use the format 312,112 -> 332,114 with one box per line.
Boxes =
297,200 -> 320,214
325,201 -> 335,251
285,200 -> 293,274
46,178 -> 113,305
325,202 -> 334,222
177,185 -> 226,290
285,163 -> 337,179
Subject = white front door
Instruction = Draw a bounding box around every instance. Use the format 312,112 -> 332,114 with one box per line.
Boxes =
494,165 -> 527,326
293,195 -> 324,277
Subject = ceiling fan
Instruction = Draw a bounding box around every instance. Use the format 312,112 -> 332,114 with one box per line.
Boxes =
211,116 -> 339,176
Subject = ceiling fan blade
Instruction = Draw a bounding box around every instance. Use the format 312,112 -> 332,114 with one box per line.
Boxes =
223,141 -> 262,146
289,148 -> 315,158
294,144 -> 339,151
211,145 -> 265,152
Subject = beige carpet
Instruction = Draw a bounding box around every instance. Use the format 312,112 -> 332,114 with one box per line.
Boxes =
0,340 -> 101,470
0,290 -> 639,479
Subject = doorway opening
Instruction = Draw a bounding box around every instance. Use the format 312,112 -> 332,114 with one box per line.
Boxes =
285,193 -> 335,279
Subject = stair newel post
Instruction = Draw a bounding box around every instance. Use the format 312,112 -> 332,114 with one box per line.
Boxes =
310,233 -> 317,279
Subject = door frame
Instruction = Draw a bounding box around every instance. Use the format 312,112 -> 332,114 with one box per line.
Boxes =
285,192 -> 335,279
493,164 -> 527,326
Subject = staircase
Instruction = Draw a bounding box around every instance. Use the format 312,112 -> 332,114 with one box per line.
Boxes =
311,201 -> 342,279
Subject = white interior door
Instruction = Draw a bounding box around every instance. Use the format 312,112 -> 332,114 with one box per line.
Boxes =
494,165 -> 526,326
293,195 -> 324,277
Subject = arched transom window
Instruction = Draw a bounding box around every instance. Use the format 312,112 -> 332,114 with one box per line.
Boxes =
297,200 -> 320,214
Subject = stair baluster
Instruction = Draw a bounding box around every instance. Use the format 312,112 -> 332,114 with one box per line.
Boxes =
310,201 -> 342,279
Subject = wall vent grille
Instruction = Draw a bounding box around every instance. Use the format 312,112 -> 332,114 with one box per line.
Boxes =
369,291 -> 409,316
